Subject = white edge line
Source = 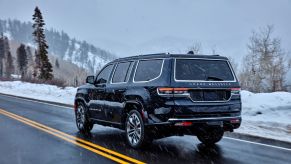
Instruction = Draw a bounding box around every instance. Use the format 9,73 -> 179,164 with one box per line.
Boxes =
224,137 -> 291,151
0,93 -> 73,110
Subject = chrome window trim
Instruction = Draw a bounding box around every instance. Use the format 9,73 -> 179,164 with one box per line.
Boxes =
174,58 -> 237,82
110,61 -> 134,84
95,64 -> 115,84
133,58 -> 165,83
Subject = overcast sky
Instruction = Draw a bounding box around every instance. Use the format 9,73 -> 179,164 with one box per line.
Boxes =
0,0 -> 290,59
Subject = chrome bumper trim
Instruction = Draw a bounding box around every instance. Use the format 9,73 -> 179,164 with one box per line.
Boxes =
168,116 -> 241,122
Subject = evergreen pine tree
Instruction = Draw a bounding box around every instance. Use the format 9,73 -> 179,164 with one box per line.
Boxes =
55,58 -> 60,68
5,52 -> 14,78
3,36 -> 10,55
32,6 -> 53,80
0,35 -> 11,78
2,36 -> 14,78
17,44 -> 28,79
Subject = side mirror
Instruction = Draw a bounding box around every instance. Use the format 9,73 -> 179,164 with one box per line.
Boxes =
86,76 -> 95,84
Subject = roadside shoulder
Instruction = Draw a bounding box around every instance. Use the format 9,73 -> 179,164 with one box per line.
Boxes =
225,132 -> 291,150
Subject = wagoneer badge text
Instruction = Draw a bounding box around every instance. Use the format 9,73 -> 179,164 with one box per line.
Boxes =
191,82 -> 232,87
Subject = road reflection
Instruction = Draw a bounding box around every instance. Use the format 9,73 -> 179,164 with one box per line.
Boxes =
75,128 -> 240,164
196,144 -> 222,160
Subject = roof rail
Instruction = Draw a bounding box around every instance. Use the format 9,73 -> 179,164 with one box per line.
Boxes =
138,53 -> 167,57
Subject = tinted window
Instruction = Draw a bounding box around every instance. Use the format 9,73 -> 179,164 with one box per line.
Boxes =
134,59 -> 163,82
95,64 -> 114,84
175,59 -> 234,81
112,62 -> 133,83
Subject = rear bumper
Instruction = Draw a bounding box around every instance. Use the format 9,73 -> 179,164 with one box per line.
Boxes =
145,116 -> 241,136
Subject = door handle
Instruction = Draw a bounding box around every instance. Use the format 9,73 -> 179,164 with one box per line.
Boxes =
97,88 -> 105,92
115,89 -> 125,93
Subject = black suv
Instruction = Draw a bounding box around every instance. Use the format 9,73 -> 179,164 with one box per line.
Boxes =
74,53 -> 241,148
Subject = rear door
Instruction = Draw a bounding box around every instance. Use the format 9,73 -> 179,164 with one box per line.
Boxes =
104,61 -> 134,123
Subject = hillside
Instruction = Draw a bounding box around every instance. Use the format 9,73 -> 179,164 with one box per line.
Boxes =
8,40 -> 88,86
0,19 -> 116,73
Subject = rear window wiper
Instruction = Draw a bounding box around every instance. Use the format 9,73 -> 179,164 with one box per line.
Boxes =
206,76 -> 224,81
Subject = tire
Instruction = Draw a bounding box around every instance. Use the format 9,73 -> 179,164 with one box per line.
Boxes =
197,127 -> 224,145
75,102 -> 93,133
125,110 -> 151,148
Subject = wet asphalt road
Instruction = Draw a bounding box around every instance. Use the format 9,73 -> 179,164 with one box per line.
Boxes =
0,94 -> 291,164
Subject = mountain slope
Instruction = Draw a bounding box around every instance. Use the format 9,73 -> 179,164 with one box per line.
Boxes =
8,40 -> 88,86
0,19 -> 116,73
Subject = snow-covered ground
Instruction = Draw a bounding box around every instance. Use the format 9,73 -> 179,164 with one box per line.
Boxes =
0,81 -> 290,143
237,90 -> 291,142
0,81 -> 77,105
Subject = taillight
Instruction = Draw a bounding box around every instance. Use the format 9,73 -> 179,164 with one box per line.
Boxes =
175,122 -> 193,126
157,88 -> 190,97
230,119 -> 240,124
231,88 -> 241,95
158,88 -> 174,94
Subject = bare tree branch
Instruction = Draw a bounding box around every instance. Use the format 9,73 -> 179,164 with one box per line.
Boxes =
188,42 -> 202,55
239,25 -> 288,92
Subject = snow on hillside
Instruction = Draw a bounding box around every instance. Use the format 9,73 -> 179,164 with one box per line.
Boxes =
62,41 -> 109,72
0,81 -> 290,142
0,19 -> 116,73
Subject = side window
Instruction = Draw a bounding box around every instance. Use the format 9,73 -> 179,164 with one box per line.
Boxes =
95,64 -> 114,84
134,59 -> 163,82
112,62 -> 133,83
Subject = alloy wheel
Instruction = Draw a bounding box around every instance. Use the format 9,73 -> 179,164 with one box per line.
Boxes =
126,113 -> 142,146
76,105 -> 85,130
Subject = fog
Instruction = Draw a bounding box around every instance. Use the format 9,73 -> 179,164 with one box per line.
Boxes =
0,0 -> 290,59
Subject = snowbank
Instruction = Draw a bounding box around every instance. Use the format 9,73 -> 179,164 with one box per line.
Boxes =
0,81 -> 290,142
241,90 -> 291,124
0,81 -> 76,105
238,90 -> 291,142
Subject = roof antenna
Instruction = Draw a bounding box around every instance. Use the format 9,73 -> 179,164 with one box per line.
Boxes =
187,51 -> 194,54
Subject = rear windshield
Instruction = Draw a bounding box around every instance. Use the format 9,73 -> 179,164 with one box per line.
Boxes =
175,59 -> 235,81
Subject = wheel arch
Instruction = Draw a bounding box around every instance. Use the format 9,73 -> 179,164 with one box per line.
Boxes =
121,97 -> 148,129
74,97 -> 87,111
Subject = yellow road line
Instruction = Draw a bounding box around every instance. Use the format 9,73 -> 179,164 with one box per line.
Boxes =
0,109 -> 144,164
0,110 -> 128,164
0,94 -> 145,163
0,109 -> 145,164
